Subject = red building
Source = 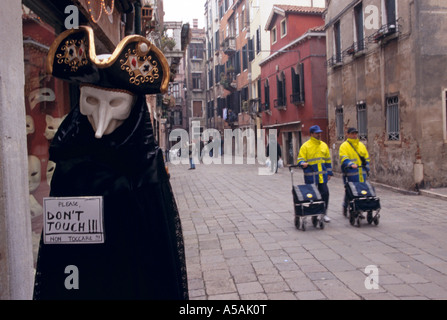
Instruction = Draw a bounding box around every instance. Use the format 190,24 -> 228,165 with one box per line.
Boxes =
260,5 -> 327,166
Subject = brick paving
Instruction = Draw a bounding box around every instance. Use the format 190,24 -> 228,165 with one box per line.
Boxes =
169,160 -> 447,300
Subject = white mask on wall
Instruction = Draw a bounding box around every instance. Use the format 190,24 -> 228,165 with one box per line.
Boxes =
80,85 -> 135,139
26,115 -> 35,135
28,155 -> 41,192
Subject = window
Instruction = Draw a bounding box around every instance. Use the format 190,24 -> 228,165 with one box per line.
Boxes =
256,27 -> 261,54
275,72 -> 286,108
208,69 -> 214,88
291,64 -> 304,104
357,102 -> 367,140
192,73 -> 202,90
242,44 -> 248,70
280,19 -> 287,38
235,13 -> 239,37
172,83 -> 180,99
215,30 -> 220,51
336,107 -> 344,140
241,5 -> 245,31
264,79 -> 270,110
386,96 -> 400,141
235,50 -> 241,74
334,21 -> 341,63
193,101 -> 203,117
354,3 -> 365,51
248,37 -> 254,62
189,43 -> 204,59
208,40 -> 213,59
383,0 -> 397,27
173,110 -> 182,125
272,27 -> 277,44
23,7 -> 72,245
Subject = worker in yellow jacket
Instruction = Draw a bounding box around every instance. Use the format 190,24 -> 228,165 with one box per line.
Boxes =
339,127 -> 370,215
297,125 -> 333,222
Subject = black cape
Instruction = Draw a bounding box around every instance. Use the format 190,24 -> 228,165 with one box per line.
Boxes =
33,96 -> 188,300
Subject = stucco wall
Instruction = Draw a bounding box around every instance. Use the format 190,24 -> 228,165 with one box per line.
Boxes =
326,0 -> 447,190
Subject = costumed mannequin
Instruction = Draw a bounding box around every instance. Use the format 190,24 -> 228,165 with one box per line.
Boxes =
33,26 -> 188,300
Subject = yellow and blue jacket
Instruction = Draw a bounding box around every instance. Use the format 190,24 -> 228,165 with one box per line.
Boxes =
297,137 -> 333,184
339,138 -> 370,183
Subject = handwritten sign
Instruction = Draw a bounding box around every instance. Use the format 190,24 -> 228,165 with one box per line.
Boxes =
43,196 -> 104,244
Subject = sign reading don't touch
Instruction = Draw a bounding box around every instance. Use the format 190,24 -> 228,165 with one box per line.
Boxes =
43,196 -> 104,244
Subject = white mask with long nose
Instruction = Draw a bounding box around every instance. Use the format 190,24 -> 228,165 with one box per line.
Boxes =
80,85 -> 135,139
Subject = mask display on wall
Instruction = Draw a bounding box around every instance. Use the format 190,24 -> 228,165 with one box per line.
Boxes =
26,115 -> 35,135
28,155 -> 41,192
44,114 -> 66,140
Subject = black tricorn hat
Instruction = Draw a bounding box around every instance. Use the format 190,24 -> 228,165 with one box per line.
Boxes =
47,26 -> 170,95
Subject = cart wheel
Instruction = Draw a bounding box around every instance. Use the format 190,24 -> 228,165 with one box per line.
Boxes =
312,216 -> 318,228
301,218 -> 306,231
357,216 -> 361,228
319,220 -> 325,230
294,216 -> 300,229
373,216 -> 380,226
349,214 -> 356,226
367,211 -> 373,224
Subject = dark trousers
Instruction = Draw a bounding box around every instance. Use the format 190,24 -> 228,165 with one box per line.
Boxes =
317,183 -> 329,214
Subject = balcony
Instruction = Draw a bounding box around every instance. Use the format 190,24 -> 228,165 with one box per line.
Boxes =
220,70 -> 237,92
290,93 -> 304,106
369,20 -> 400,43
343,39 -> 367,59
326,54 -> 343,68
260,103 -> 272,115
274,98 -> 286,111
249,98 -> 261,114
222,36 -> 236,56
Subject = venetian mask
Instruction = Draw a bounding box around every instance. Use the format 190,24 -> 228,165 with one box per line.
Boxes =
80,84 -> 135,139
28,155 -> 41,192
46,160 -> 56,186
26,115 -> 35,135
44,114 -> 65,140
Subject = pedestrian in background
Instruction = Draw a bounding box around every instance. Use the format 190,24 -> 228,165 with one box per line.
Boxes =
339,127 -> 371,216
188,140 -> 196,170
297,125 -> 333,222
266,137 -> 282,174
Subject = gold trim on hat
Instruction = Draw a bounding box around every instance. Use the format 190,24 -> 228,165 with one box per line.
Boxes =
47,26 -> 170,93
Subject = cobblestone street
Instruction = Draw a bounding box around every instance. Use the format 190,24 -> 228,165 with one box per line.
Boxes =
169,161 -> 447,300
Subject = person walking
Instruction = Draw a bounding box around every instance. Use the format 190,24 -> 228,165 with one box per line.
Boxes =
339,127 -> 370,216
297,125 -> 333,222
188,140 -> 196,170
266,137 -> 282,173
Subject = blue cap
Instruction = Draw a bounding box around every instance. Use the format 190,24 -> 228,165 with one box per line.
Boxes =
309,125 -> 323,134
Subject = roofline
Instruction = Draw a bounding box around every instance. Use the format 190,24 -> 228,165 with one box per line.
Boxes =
265,6 -> 325,31
259,31 -> 325,66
